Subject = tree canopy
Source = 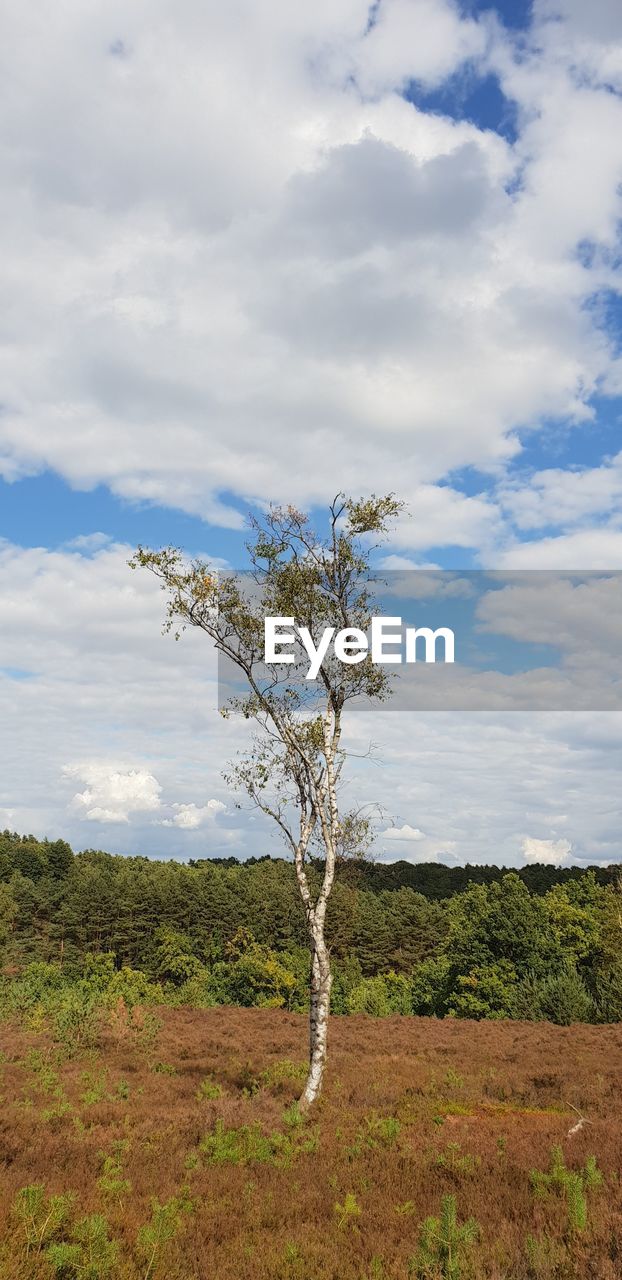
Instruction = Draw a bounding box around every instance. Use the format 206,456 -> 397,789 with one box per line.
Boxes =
1,829 -> 621,1026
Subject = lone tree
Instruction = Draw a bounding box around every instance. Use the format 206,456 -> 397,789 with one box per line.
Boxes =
131,493 -> 402,1108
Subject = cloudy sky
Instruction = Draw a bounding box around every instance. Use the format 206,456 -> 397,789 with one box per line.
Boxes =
1,0 -> 621,868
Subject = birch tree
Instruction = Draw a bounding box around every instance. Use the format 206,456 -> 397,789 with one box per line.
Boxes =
131,493 -> 401,1108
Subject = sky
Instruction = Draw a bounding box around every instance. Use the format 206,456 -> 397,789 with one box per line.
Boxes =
1,0 -> 622,869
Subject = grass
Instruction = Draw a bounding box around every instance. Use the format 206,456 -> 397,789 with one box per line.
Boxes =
0,1006 -> 621,1278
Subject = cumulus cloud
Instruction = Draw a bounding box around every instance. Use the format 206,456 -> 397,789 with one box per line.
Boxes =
533,0 -> 622,88
63,762 -> 162,823
64,532 -> 114,552
278,137 -> 495,259
496,530 -> 622,569
359,0 -> 486,92
379,822 -> 458,863
387,487 -> 502,554
521,835 -> 572,866
498,453 -> 622,532
381,823 -> 426,841
0,0 -> 619,530
162,800 -> 226,830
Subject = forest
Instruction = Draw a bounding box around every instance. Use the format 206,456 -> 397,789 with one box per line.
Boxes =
2,830 -> 621,1026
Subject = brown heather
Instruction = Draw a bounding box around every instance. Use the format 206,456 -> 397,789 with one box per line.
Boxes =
0,1008 -> 621,1279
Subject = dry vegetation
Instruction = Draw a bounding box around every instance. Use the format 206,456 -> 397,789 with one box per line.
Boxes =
1,1007 -> 621,1279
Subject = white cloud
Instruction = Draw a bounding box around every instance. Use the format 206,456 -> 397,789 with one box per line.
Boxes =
496,529 -> 622,569
348,0 -> 486,96
0,2 -> 619,525
64,532 -> 113,552
379,555 -> 442,570
521,835 -> 572,866
387,486 -> 502,552
162,800 -> 226,830
63,762 -> 162,823
475,574 -> 622,665
533,0 -> 622,88
535,0 -> 622,40
379,822 -> 458,863
499,453 -> 622,532
382,823 -> 426,840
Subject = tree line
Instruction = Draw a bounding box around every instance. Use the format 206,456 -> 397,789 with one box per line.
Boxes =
1,829 -> 621,1025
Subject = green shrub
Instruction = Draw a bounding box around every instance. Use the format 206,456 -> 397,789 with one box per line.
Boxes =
524,1232 -> 567,1275
592,963 -> 622,1022
198,1118 -> 317,1168
583,1155 -> 603,1191
81,954 -> 116,996
11,962 -> 66,1012
260,1058 -> 307,1089
511,973 -> 546,1021
346,971 -> 413,1017
198,1119 -> 276,1166
333,1192 -> 361,1231
80,954 -> 163,1008
347,1112 -> 401,1158
433,1141 -> 480,1177
80,1070 -> 108,1105
51,989 -> 101,1055
136,1189 -> 194,1280
169,969 -> 220,1008
330,955 -> 364,1015
11,1183 -> 75,1256
410,1194 -> 479,1279
447,962 -> 517,1020
530,1146 -> 602,1234
25,1052 -> 73,1121
97,1142 -> 131,1203
47,1213 -> 117,1279
224,942 -> 299,1010
105,967 -> 163,1008
411,956 -> 452,1017
538,967 -> 594,1025
565,1174 -> 587,1233
384,971 -> 413,1014
348,975 -> 391,1016
152,926 -> 202,985
196,1074 -> 223,1101
282,1100 -> 304,1129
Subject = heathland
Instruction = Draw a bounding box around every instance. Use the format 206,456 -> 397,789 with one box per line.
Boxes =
0,1007 -> 621,1279
2,832 -> 622,1277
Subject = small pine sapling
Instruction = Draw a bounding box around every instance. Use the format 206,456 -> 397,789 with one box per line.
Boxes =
411,1193 -> 479,1280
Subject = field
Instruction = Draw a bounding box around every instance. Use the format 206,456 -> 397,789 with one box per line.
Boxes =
1,1007 -> 621,1279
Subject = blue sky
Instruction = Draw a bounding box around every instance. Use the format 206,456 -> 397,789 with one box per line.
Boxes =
1,0 -> 622,866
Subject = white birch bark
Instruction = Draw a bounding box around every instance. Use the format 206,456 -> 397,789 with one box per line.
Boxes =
298,705 -> 339,1109
300,940 -> 332,1109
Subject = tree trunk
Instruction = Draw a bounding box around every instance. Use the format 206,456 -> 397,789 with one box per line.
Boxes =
300,939 -> 332,1111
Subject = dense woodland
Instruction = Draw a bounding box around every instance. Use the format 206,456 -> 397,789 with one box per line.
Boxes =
1,830 -> 621,1023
